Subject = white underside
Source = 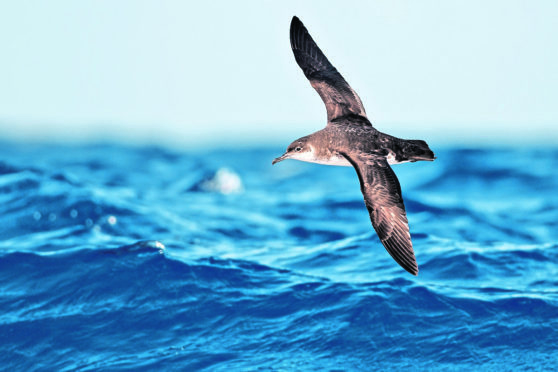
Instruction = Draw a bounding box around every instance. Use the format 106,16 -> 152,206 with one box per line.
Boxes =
290,149 -> 408,166
290,150 -> 351,166
386,152 -> 410,165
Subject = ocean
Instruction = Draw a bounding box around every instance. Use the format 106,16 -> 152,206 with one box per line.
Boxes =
0,142 -> 556,371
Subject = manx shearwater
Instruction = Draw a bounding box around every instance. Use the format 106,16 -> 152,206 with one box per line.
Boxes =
273,16 -> 435,275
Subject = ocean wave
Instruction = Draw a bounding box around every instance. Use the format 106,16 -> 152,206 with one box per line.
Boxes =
0,144 -> 557,370
2,241 -> 556,370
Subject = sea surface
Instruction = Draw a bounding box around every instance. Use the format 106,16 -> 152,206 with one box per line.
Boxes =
0,142 -> 557,371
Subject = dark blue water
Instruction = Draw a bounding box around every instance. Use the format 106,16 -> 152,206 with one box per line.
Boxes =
1,142 -> 557,370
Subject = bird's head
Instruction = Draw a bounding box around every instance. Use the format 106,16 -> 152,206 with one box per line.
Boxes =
272,136 -> 313,165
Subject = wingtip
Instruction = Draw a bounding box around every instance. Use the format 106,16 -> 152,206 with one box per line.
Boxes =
290,16 -> 304,34
402,261 -> 419,276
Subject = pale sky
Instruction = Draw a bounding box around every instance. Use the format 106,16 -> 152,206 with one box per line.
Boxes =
0,1 -> 556,147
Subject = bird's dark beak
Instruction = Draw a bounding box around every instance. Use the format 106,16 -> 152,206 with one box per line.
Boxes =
272,153 -> 288,165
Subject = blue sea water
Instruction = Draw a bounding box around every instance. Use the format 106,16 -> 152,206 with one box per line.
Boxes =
0,142 -> 557,371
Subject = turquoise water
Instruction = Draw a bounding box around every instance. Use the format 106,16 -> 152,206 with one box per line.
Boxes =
0,143 -> 557,370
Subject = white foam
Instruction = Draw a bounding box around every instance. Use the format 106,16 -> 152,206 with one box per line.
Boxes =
201,168 -> 243,194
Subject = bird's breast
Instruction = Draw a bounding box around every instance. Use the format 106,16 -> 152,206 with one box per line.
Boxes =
309,149 -> 352,167
311,155 -> 353,167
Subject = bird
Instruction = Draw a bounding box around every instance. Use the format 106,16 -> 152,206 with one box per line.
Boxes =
272,16 -> 435,276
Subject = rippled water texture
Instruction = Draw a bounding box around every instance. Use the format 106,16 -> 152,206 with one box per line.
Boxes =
1,143 -> 557,370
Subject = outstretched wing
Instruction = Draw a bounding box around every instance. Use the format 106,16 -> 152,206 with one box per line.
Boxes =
290,16 -> 368,123
340,152 -> 418,275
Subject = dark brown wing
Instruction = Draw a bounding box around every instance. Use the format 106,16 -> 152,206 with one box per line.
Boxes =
290,16 -> 368,124
340,152 -> 418,275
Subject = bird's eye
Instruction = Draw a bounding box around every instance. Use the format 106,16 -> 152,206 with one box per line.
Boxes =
295,147 -> 302,152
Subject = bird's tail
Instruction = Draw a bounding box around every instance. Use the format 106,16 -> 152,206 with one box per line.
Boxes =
406,140 -> 436,162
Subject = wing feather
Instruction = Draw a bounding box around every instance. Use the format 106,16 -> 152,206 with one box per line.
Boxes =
340,152 -> 419,275
290,16 -> 368,123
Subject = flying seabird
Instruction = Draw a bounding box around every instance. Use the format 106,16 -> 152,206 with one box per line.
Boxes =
273,16 -> 435,275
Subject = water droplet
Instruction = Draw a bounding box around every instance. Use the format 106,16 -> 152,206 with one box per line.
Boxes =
85,218 -> 93,227
48,213 -> 56,222
70,209 -> 78,218
33,211 -> 42,221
